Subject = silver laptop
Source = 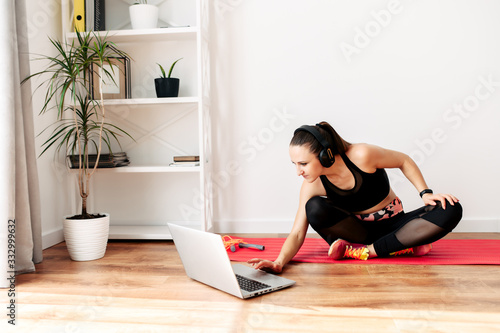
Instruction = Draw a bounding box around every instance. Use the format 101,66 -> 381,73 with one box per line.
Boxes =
168,223 -> 295,299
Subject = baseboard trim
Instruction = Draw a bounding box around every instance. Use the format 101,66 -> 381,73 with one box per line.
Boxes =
213,218 -> 500,234
42,227 -> 64,250
213,220 -> 294,234
41,219 -> 498,248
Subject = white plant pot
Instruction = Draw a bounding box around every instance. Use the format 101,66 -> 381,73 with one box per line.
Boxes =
63,213 -> 110,261
129,4 -> 159,30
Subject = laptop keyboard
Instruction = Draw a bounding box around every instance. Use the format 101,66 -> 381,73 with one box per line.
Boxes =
235,274 -> 271,292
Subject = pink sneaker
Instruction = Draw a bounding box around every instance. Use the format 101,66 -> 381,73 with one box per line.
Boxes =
390,243 -> 433,257
328,239 -> 370,260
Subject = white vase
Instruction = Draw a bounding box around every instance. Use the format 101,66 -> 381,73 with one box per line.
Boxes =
63,213 -> 110,261
129,4 -> 159,30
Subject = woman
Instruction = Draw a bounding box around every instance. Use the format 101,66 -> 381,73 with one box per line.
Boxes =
249,121 -> 462,273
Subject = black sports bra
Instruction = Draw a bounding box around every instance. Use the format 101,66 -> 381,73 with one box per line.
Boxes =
319,153 -> 390,213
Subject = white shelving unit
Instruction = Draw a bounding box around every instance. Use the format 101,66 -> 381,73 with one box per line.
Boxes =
65,27 -> 198,44
97,96 -> 199,106
62,0 -> 212,239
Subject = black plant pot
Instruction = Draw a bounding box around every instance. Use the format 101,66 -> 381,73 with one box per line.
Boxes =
155,78 -> 180,98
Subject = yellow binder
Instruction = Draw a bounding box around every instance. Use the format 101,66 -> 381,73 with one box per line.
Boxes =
74,0 -> 85,32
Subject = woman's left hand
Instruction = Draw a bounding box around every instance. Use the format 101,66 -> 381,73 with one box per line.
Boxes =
422,193 -> 459,209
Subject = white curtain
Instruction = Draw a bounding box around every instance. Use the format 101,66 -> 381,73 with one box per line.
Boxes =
0,0 -> 42,288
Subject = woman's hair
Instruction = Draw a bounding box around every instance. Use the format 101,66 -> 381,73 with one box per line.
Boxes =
290,121 -> 351,155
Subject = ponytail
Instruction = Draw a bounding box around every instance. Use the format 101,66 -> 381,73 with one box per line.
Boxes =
290,121 -> 350,155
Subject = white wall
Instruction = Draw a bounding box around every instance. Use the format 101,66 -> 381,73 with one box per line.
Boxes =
210,0 -> 500,233
27,1 -> 500,244
25,0 -> 70,248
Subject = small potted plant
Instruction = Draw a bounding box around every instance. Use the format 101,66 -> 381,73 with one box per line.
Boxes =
130,0 -> 159,30
155,58 -> 183,98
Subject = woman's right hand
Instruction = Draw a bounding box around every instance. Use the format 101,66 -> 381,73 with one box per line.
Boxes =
247,258 -> 283,274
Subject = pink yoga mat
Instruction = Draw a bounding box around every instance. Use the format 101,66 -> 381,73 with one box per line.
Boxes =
226,238 -> 500,265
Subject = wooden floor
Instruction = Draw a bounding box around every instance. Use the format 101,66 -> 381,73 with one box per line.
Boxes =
4,233 -> 500,332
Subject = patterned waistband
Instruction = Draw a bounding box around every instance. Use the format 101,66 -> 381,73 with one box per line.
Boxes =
355,197 -> 404,222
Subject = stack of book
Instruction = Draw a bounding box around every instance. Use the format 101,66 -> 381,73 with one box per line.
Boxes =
67,152 -> 130,169
169,156 -> 200,167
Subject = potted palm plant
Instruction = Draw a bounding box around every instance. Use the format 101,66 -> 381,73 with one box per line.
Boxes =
130,0 -> 159,30
22,31 -> 133,261
155,58 -> 183,97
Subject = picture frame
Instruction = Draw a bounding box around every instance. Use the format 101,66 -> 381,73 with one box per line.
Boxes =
91,55 -> 131,99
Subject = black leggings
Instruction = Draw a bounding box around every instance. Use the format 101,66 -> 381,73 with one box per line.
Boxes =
306,196 -> 463,257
